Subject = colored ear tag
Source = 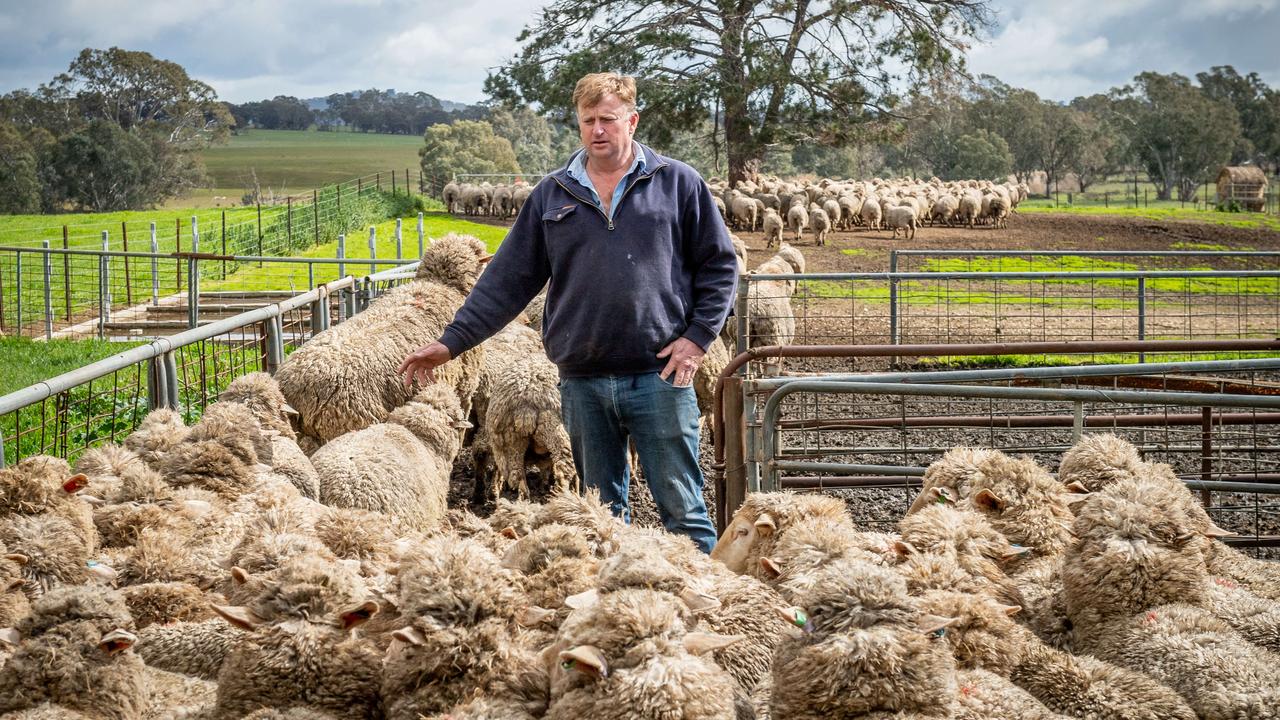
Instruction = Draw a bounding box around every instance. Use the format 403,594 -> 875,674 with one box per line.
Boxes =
932,627 -> 947,638
792,609 -> 811,632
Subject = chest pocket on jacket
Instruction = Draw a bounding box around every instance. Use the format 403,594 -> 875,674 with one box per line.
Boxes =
543,204 -> 578,223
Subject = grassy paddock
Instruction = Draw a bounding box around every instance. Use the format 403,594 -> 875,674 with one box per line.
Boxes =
0,337 -> 143,396
1018,202 -> 1280,232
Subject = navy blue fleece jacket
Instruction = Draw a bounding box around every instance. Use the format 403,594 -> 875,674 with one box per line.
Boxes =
437,143 -> 738,378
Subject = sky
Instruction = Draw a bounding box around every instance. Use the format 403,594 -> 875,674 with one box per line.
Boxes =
1,0 -> 1278,105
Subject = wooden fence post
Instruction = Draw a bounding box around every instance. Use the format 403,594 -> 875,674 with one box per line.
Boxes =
62,225 -> 70,321
121,221 -> 132,305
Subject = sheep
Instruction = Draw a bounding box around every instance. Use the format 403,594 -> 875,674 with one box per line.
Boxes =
500,523 -> 599,629
711,491 -> 851,576
885,204 -> 919,240
532,488 -> 627,559
382,536 -> 543,720
785,202 -> 808,242
118,582 -> 216,630
908,447 -> 1000,515
762,207 -> 784,248
1063,475 -> 1280,718
820,198 -> 841,229
0,586 -> 145,720
1,513 -> 99,597
895,505 -> 1028,608
758,517 -> 892,602
693,337 -> 731,445
720,247 -> 801,353
729,194 -> 758,231
957,194 -> 980,227
123,409 -> 189,469
769,561 -> 957,720
0,544 -> 31,627
1,456 -> 97,550
492,184 -> 514,218
487,497 -> 544,539
964,452 -> 1076,562
461,184 -> 489,215
310,383 -> 466,532
512,183 -> 533,217
859,195 -> 882,230
135,618 -> 237,681
275,232 -> 489,445
72,444 -> 146,501
207,554 -> 383,719
441,181 -> 461,213
548,588 -> 742,720
809,207 -> 831,246
989,194 -> 1010,229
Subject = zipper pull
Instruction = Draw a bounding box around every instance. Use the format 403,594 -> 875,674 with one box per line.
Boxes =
608,220 -> 614,231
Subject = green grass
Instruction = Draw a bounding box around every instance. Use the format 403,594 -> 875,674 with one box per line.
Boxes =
191,129 -> 425,209
0,207 -> 261,250
1019,202 -> 1280,232
201,212 -> 509,291
0,337 -> 143,396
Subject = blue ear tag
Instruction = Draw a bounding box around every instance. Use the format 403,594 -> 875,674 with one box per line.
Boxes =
933,627 -> 947,638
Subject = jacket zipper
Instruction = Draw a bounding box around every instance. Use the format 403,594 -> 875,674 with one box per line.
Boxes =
551,162 -> 669,231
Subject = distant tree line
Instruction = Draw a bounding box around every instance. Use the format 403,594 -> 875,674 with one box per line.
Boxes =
0,47 -> 232,213
226,90 -> 486,135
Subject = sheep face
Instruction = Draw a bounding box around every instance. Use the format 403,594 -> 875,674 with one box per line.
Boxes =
711,510 -> 773,574
1057,433 -> 1144,493
918,590 -> 1022,673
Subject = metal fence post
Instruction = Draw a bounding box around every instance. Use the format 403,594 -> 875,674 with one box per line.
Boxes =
264,315 -> 285,374
98,231 -> 110,339
15,250 -> 22,336
1137,276 -> 1146,363
889,251 -> 900,346
368,227 -> 377,276
150,222 -> 159,305
188,216 -> 199,329
734,278 -> 749,357
417,212 -> 424,257
162,352 -> 179,411
337,234 -> 346,279
146,356 -> 168,411
395,218 -> 403,259
42,241 -> 52,339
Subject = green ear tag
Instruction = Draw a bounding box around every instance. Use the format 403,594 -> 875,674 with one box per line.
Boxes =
792,609 -> 809,628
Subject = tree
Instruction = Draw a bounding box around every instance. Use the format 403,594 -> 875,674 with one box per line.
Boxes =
419,120 -> 521,183
1111,72 -> 1242,200
1037,104 -> 1087,195
490,105 -> 555,173
486,0 -> 992,185
0,121 -> 41,214
950,129 -> 1011,180
1196,65 -> 1280,168
1067,94 -> 1128,192
44,120 -> 158,211
966,77 -> 1044,186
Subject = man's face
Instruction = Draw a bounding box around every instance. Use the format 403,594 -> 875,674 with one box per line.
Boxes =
577,93 -> 638,166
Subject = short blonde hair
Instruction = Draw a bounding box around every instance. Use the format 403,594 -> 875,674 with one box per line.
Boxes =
572,72 -> 637,113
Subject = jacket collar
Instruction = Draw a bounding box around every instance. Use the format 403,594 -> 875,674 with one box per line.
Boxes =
551,141 -> 668,194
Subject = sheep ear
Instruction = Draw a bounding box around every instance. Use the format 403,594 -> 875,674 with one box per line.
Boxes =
0,627 -> 19,646
499,526 -> 519,540
1063,492 -> 1092,506
99,628 -> 137,656
1204,523 -> 1237,538
678,588 -> 722,613
212,604 -> 263,631
80,494 -> 106,507
478,255 -> 495,265
62,474 -> 89,494
516,605 -> 556,628
4,553 -> 28,567
1064,480 -> 1089,494
392,627 -> 427,646
281,402 -> 299,417
893,540 -> 917,557
340,600 -> 379,629
559,644 -> 608,679
998,604 -> 1023,616
683,632 -> 744,655
230,567 -> 251,585
776,606 -> 809,630
758,557 -> 782,579
1002,544 -> 1034,559
564,588 -> 599,610
754,513 -> 777,534
934,486 -> 954,503
86,561 -> 117,583
451,420 -> 473,431
918,614 -> 958,636
971,489 -> 1005,512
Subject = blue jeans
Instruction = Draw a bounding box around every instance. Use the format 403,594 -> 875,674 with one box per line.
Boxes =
558,372 -> 717,553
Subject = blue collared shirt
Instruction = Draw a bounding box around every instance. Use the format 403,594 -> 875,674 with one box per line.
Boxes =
566,141 -> 648,220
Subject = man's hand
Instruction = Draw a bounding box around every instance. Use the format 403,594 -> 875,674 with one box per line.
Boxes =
657,337 -> 705,388
399,342 -> 453,388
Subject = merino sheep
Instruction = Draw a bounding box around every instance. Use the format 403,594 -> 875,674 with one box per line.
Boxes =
860,196 -> 882,230
885,204 -> 919,240
711,491 -> 851,575
548,588 -> 742,720
786,202 -> 808,242
0,586 -> 146,720
275,232 -> 489,445
123,409 -> 189,469
762,207 -> 784,248
207,554 -> 383,719
311,383 -> 466,532
810,207 -> 831,246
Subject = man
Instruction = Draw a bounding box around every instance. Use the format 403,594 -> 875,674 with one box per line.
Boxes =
399,72 -> 737,553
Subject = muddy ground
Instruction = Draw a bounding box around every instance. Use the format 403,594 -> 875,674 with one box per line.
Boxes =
449,210 -> 1280,544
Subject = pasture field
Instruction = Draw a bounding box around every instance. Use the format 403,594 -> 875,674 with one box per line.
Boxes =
0,337 -> 143,396
0,207 -> 262,251
183,129 -> 425,208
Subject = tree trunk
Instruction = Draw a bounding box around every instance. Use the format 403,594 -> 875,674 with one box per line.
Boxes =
718,6 -> 758,188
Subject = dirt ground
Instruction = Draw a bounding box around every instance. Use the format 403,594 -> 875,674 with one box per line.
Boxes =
449,210 -> 1280,533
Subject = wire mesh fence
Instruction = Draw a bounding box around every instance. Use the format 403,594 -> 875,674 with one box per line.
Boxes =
0,262 -> 416,467
728,358 -> 1280,552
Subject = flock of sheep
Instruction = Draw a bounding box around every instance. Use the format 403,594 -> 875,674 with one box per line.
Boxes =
439,174 -> 1027,246
707,175 -> 1028,245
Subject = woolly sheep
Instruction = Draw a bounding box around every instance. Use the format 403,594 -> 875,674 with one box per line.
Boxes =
311,383 -> 467,531
810,207 -> 831,246
441,181 -> 461,213
382,536 -> 542,720
957,194 -> 980,227
711,491 -> 851,575
860,195 -> 882,230
72,444 -> 145,502
769,561 -> 957,720
1064,476 -> 1280,718
885,204 -> 918,240
501,523 -> 599,629
786,202 -> 808,242
275,233 -> 488,445
548,588 -> 742,720
729,194 -> 757,232
207,554 -> 382,719
0,544 -> 31,627
123,409 -> 189,469
762,207 -> 784,248
759,517 -> 891,602
135,618 -> 236,681
720,246 -> 803,352
0,586 -> 145,720
1,513 -> 99,597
